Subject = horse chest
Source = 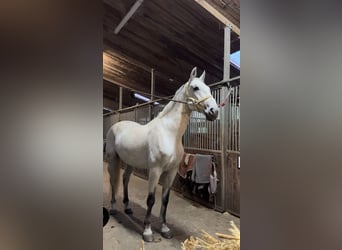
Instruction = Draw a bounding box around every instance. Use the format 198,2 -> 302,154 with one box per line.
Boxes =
148,135 -> 182,167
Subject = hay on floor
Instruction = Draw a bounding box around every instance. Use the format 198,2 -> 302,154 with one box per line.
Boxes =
181,221 -> 240,250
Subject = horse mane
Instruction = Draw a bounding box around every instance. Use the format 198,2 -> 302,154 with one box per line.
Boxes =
156,83 -> 187,119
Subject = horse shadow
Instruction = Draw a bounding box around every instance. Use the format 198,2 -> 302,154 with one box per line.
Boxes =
109,200 -> 190,242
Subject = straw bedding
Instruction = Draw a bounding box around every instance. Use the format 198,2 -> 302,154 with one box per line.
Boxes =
181,221 -> 240,250
140,221 -> 240,250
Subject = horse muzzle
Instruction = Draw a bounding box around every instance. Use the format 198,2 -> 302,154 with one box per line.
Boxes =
205,108 -> 218,121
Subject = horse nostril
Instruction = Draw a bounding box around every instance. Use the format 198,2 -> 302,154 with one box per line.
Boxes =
208,108 -> 218,117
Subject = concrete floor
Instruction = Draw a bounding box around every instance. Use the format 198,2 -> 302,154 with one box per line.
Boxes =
103,162 -> 240,250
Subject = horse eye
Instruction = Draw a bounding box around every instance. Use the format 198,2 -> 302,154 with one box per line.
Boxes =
193,86 -> 199,91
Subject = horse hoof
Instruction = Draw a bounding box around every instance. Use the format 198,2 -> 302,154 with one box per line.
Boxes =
103,207 -> 109,227
124,208 -> 133,215
161,230 -> 173,239
109,209 -> 117,215
142,234 -> 154,242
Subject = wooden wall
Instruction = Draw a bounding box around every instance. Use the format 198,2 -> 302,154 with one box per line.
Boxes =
225,152 -> 240,216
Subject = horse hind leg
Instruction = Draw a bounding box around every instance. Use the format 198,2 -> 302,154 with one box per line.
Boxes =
122,165 -> 133,214
107,154 -> 123,215
159,166 -> 178,239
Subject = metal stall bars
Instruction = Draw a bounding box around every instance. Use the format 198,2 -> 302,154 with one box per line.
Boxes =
183,87 -> 221,152
228,85 -> 240,153
181,79 -> 240,213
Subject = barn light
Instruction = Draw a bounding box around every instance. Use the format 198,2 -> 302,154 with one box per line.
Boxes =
134,93 -> 150,102
133,93 -> 160,105
103,107 -> 113,112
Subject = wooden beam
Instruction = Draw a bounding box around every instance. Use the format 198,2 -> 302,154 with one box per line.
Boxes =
114,0 -> 144,34
193,0 -> 240,35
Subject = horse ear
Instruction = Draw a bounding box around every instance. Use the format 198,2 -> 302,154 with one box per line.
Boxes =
189,67 -> 197,82
199,70 -> 206,81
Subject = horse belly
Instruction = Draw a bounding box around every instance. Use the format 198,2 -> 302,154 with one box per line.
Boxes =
119,151 -> 148,169
115,130 -> 149,168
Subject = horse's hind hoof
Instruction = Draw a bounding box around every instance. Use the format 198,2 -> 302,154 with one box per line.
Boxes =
103,207 -> 109,227
124,208 -> 133,215
161,230 -> 173,239
109,209 -> 117,215
142,234 -> 154,242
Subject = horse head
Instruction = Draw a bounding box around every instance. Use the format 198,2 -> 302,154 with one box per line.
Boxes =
186,67 -> 219,121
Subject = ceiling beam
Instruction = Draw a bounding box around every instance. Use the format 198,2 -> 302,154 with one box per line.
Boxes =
194,0 -> 240,35
114,0 -> 144,34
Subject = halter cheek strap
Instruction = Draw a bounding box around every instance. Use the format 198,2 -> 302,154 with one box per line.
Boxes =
185,82 -> 212,111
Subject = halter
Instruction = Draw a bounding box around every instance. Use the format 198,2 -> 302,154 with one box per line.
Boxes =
184,82 -> 212,111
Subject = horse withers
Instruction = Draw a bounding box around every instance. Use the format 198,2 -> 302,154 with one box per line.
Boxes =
105,67 -> 219,242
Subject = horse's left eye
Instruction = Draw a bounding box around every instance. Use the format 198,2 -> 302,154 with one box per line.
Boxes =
193,86 -> 199,91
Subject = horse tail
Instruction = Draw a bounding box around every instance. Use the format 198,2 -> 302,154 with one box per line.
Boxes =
106,128 -> 122,197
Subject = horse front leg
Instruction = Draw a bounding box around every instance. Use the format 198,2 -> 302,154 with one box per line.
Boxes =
159,167 -> 178,239
143,167 -> 162,242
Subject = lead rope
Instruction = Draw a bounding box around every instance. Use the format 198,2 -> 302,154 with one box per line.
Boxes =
218,86 -> 233,108
131,82 -> 229,108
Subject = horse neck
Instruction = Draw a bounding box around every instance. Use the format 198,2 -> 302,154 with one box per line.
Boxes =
156,85 -> 191,140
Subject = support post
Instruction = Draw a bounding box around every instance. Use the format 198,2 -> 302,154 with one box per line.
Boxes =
223,26 -> 231,81
119,86 -> 123,110
218,26 -> 231,212
150,68 -> 155,101
149,68 -> 155,120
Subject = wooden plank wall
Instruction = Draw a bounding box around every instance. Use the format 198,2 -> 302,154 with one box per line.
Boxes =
226,152 -> 240,216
